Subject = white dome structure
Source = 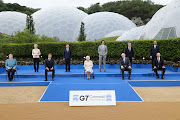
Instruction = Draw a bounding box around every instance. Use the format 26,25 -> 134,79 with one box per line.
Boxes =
141,0 -> 180,40
32,7 -> 88,42
0,11 -> 26,35
104,30 -> 125,38
116,26 -> 145,41
82,12 -> 136,41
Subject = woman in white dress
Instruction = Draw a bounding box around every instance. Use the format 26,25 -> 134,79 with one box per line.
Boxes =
32,44 -> 41,72
84,56 -> 93,80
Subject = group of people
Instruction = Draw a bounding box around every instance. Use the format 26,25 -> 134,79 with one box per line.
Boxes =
5,40 -> 166,81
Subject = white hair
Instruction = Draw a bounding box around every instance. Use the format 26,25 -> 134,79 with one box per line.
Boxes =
86,56 -> 90,60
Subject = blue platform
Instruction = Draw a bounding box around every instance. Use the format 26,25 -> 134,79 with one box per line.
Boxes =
0,64 -> 180,102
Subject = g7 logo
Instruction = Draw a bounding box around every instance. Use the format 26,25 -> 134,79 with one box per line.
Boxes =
79,95 -> 89,101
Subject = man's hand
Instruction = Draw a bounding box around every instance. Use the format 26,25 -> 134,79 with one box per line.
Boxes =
150,56 -> 152,59
128,66 -> 131,69
154,66 -> 156,69
13,67 -> 15,69
46,67 -> 49,71
71,58 -> 72,60
63,58 -> 65,60
132,57 -> 134,60
121,66 -> 124,69
162,66 -> 165,68
8,67 -> 11,69
50,67 -> 53,70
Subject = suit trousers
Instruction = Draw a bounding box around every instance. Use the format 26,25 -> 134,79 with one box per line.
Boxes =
33,58 -> 39,71
154,67 -> 166,77
65,58 -> 70,71
45,68 -> 55,79
120,67 -> 131,78
7,69 -> 16,80
99,56 -> 106,70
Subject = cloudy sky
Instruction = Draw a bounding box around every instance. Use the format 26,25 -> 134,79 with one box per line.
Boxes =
3,0 -> 172,8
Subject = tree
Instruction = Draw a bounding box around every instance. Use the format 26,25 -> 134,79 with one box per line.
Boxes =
78,22 -> 86,42
26,14 -> 35,34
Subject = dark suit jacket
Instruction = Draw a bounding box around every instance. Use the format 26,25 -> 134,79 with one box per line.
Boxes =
45,58 -> 55,68
63,48 -> 72,59
125,47 -> 134,59
150,45 -> 160,58
153,57 -> 164,68
119,57 -> 131,68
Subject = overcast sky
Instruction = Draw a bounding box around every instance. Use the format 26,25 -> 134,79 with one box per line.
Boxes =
3,0 -> 172,8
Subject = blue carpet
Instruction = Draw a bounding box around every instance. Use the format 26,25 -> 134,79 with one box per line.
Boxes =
40,81 -> 143,102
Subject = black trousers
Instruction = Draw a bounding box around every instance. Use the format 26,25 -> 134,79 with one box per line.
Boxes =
121,67 -> 132,78
128,57 -> 132,65
151,57 -> 155,69
33,58 -> 39,71
65,58 -> 70,71
45,68 -> 55,80
7,69 -> 16,80
154,67 -> 166,77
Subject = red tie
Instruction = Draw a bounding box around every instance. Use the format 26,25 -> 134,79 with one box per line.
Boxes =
129,48 -> 131,52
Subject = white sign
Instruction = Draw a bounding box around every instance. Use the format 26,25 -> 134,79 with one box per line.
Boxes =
69,90 -> 116,106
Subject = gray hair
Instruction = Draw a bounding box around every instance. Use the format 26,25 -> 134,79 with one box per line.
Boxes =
86,56 -> 90,60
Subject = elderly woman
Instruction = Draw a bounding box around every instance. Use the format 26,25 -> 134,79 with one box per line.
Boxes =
32,44 -> 41,72
84,56 -> 93,80
5,54 -> 17,81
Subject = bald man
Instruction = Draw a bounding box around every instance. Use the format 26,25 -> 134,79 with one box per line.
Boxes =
150,41 -> 160,70
153,53 -> 166,79
119,53 -> 132,80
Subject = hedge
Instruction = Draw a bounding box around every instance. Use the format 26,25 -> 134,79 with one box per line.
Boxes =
1,38 -> 180,61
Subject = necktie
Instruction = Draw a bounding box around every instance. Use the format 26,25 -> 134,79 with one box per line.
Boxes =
129,48 -> 131,52
124,58 -> 125,63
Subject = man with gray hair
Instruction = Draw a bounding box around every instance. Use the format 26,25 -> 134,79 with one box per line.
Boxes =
119,53 -> 132,80
153,53 -> 166,79
98,40 -> 108,72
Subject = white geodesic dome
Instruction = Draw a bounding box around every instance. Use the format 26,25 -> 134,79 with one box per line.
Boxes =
32,7 -> 88,42
0,11 -> 26,35
141,0 -> 180,40
116,26 -> 144,41
104,30 -> 125,38
82,12 -> 136,41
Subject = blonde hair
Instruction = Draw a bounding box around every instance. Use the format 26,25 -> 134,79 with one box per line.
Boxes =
9,54 -> 13,57
121,53 -> 125,56
34,44 -> 38,47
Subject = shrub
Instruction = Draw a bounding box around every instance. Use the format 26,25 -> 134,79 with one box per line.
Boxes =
1,38 -> 180,61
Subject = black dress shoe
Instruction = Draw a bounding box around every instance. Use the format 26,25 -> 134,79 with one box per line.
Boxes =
52,78 -> 54,81
45,79 -> 47,81
156,76 -> 159,79
65,70 -> 67,72
128,77 -> 131,80
161,76 -> 164,79
122,77 -> 124,80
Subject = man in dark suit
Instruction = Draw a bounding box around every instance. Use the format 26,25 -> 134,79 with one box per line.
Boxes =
125,43 -> 134,64
119,53 -> 132,80
150,41 -> 160,70
45,53 -> 55,81
63,44 -> 72,72
153,53 -> 166,79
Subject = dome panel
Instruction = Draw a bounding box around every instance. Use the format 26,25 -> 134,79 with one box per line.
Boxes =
0,11 -> 26,35
116,26 -> 144,41
33,7 -> 88,42
82,12 -> 136,41
141,0 -> 180,40
104,30 -> 125,38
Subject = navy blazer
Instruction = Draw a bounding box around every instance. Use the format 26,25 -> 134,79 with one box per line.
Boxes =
125,47 -> 134,59
63,48 -> 72,59
150,45 -> 160,58
153,57 -> 164,68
